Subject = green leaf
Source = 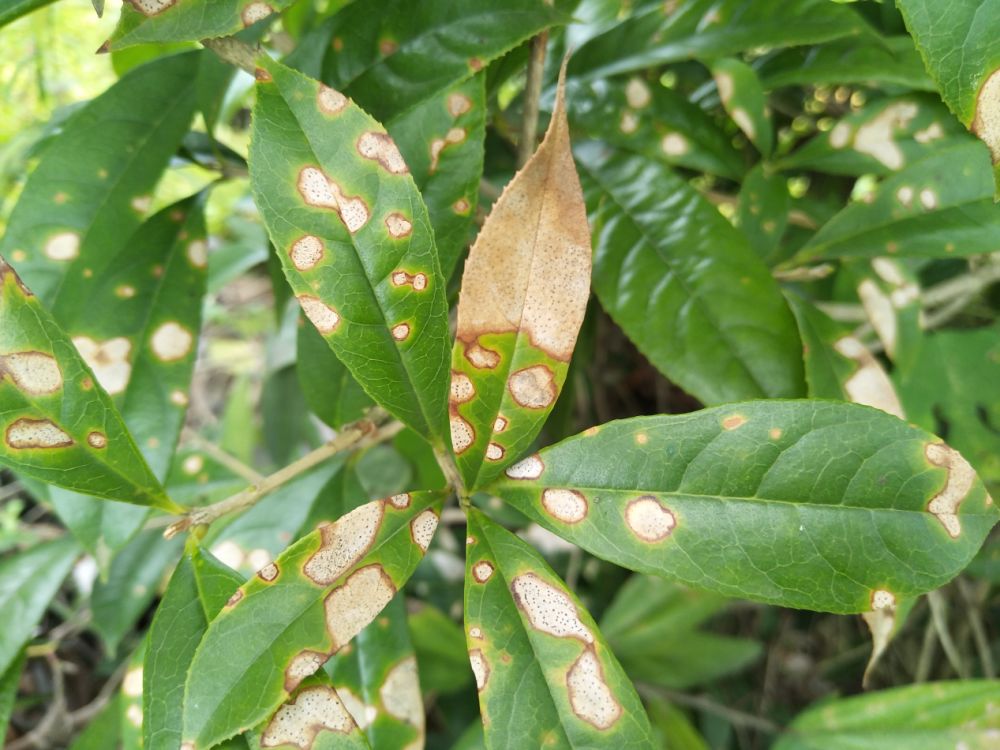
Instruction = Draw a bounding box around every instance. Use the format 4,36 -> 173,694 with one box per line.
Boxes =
183,492 -> 443,749
600,575 -> 760,689
756,35 -> 934,91
737,164 -> 789,262
896,326 -> 1000,493
488,400 -> 999,613
569,0 -> 866,82
645,696 -> 710,750
388,73 -> 486,279
464,509 -> 655,748
792,142 -> 1000,262
772,680 -> 1000,749
898,0 -> 1000,178
249,56 -> 451,445
145,542 -> 244,750
69,693 -> 122,750
0,536 -> 79,675
108,0 -> 291,49
409,603 -> 472,695
326,594 -> 425,749
577,144 -> 805,405
566,76 -> 745,180
0,650 -> 26,741
296,316 -> 372,431
120,640 -> 146,750
91,528 -> 183,653
0,51 -> 199,303
450,71 -> 591,489
711,58 -> 772,157
306,0 -> 568,121
0,0 -> 57,27
48,194 -> 208,561
777,96 -> 969,176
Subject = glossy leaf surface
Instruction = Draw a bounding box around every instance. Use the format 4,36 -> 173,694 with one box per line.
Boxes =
0,51 -> 199,303
711,58 -> 772,157
450,70 -> 591,489
183,492 -> 442,749
489,401 -> 998,613
0,537 -> 79,675
773,680 -> 1000,749
0,261 -> 176,510
250,56 -> 451,444
577,144 -> 805,405
464,510 -> 655,749
109,0 -> 292,49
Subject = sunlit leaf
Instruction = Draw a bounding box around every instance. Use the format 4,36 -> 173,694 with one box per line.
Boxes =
109,0 -> 292,49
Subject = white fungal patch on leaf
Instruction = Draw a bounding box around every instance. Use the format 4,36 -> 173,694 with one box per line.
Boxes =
380,656 -> 423,727
833,336 -> 905,419
185,239 -> 207,268
973,68 -> 1000,162
337,688 -> 377,730
127,0 -> 176,14
87,431 -> 107,449
722,414 -> 747,431
566,648 -> 622,730
485,442 -> 505,461
290,235 -> 324,271
469,649 -> 489,691
469,626 -> 483,639
391,270 -> 428,291
241,1 -> 273,26
625,78 -> 652,109
465,341 -> 500,369
505,454 -> 543,480
261,685 -> 355,748
625,496 -> 676,542
258,562 -> 279,582
896,186 -> 914,207
297,166 -> 370,232
925,442 -> 977,538
853,101 -> 918,170
303,501 -> 384,585
542,489 -> 588,524
389,493 -> 411,509
357,132 -> 408,174
447,92 -> 473,117
508,365 -> 557,409
510,572 -> 594,643
660,133 -> 689,156
391,323 -> 411,341
472,561 -> 494,583
323,565 -> 396,650
5,418 -> 73,449
410,510 -> 438,552
871,589 -> 896,610
283,650 -> 327,692
0,351 -> 62,395
450,371 -> 475,404
151,321 -> 193,362
44,231 -> 80,261
429,127 -> 467,173
829,122 -> 852,148
317,84 -> 348,115
299,295 -> 341,335
385,213 -> 413,238
450,414 -> 475,454
493,415 -> 508,432
919,188 -> 938,210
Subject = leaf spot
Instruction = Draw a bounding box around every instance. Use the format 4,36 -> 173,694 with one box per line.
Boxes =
385,213 -> 413,238
44,231 -> 80,261
722,414 -> 747,430
505,454 -> 543,479
324,565 -> 396,650
829,122 -> 852,148
131,195 -> 152,213
357,132 -> 408,174
317,85 -> 348,116
542,488 -> 588,524
261,685 -> 355,748
854,101 -> 917,170
391,270 -> 428,291
241,2 -> 273,27
919,188 -> 937,210
5,418 -> 73,449
450,414 -> 475,454
469,649 -> 489,691
429,128 -> 467,173
225,589 -> 243,608
116,284 -> 136,298
389,493 -> 411,509
973,68 -> 1000,162
871,589 -> 895,610
925,442 -> 976,538
0,351 -> 62,395
619,111 -> 639,134
298,295 -> 341,334
258,562 -> 279,582
634,432 -> 648,445
493,415 -> 508,432
625,496 -> 676,542
150,322 -> 193,362
73,336 -> 132,395
660,132 -> 689,155
508,365 -> 557,409
464,341 -> 500,369
290,236 -> 324,271
511,572 -> 594,643
337,688 -> 377,729
447,92 -> 472,117
469,626 -> 483,639
297,166 -> 370,232
450,371 -> 475,403
123,667 -> 143,697
127,0 -> 175,15
769,427 -> 783,440
304,501 -> 384,585
284,650 -> 327,692
896,186 -> 914,207
566,648 -> 622,730
410,509 -> 438,552
625,78 -> 651,109
380,656 -> 423,726
485,442 -> 505,461
452,198 -> 471,213
87,431 -> 107,449
472,561 -> 494,583
391,322 -> 411,341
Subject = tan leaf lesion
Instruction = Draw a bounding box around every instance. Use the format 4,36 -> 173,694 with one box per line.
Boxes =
925,442 -> 977,538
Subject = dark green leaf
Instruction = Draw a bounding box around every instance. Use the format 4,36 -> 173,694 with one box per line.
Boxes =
0,650 -> 26,741
69,693 -> 122,750
738,164 -> 789,261
297,317 -> 372,431
577,144 -> 805,404
711,58 -> 772,157
409,602 -> 472,696
109,0 -> 292,49
489,400 -> 999,613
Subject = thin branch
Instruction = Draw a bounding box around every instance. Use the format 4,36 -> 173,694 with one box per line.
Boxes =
181,427 -> 264,484
8,655 -> 68,750
165,410 -> 398,538
201,36 -> 257,74
517,30 -> 549,167
434,446 -> 465,501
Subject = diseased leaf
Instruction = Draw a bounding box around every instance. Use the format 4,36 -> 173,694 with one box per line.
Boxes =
0,51 -> 199,303
852,258 -> 922,373
109,0 -> 291,49
738,163 -> 789,262
120,640 -> 146,749
0,537 -> 79,675
488,400 -> 999,613
250,56 -> 451,444
577,144 -> 805,405
566,76 -> 745,180
48,194 -> 208,562
297,315 -> 372,431
569,0 -> 865,82
897,0 -> 1000,183
326,594 -> 425,749
449,65 -> 591,490
409,602 -> 472,695
773,680 -> 1000,749
792,142 -> 1000,262
253,674 -> 373,750
0,261 -> 177,511
464,509 -> 655,748
711,58 -> 772,157
0,650 -> 26,741
183,492 -> 443,749
145,542 -> 245,750
777,96 -> 969,176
